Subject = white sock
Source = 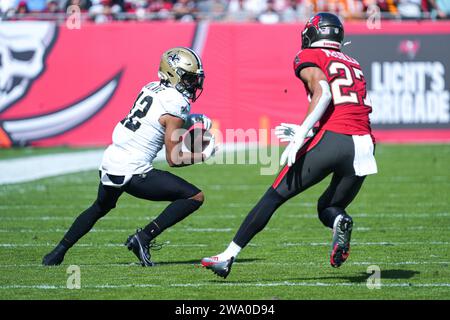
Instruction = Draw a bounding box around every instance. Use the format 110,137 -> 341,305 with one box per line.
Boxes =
216,241 -> 241,261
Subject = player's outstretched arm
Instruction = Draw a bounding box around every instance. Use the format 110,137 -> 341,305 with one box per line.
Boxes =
160,114 -> 209,167
276,67 -> 331,166
299,66 -> 331,125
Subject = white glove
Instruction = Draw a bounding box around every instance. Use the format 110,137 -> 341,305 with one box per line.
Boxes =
276,123 -> 308,167
202,116 -> 212,131
202,134 -> 218,160
275,123 -> 315,142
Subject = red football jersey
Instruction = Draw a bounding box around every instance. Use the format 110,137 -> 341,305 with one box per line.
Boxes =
293,48 -> 373,137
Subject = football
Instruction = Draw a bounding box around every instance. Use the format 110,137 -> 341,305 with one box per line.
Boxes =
182,124 -> 213,153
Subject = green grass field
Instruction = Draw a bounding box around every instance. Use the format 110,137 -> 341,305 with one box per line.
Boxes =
0,144 -> 449,299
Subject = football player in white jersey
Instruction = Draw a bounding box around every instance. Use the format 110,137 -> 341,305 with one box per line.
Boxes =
43,47 -> 216,267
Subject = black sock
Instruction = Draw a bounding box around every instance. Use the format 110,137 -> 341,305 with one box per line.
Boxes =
318,206 -> 346,228
51,243 -> 69,256
233,188 -> 286,248
59,201 -> 110,249
141,199 -> 203,242
140,221 -> 161,243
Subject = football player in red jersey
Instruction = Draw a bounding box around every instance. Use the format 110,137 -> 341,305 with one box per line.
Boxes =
201,12 -> 378,278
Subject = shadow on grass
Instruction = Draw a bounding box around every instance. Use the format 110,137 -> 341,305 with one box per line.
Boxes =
209,269 -> 421,285
80,258 -> 262,267
291,269 -> 420,283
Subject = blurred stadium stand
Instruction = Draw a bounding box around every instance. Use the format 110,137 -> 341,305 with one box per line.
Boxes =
1,0 -> 449,23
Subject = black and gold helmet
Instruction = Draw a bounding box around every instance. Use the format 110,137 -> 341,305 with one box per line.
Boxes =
158,47 -> 205,102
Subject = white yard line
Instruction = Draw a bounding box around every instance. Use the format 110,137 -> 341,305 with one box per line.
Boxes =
0,227 -> 233,233
283,213 -> 450,218
0,243 -> 207,248
282,241 -> 450,246
1,241 -> 449,248
1,212 -> 449,221
0,226 -> 449,233
3,203 -> 446,210
0,261 -> 448,268
0,282 -> 449,290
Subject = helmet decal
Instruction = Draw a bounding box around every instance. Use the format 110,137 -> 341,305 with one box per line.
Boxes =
167,52 -> 181,67
309,15 -> 321,30
159,47 -> 204,101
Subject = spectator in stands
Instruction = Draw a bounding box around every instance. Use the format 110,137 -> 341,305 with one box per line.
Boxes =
64,0 -> 92,12
16,1 -> 30,13
22,0 -> 48,11
1,0 -> 17,15
280,0 -> 298,22
146,0 -> 175,20
3,0 -> 449,21
127,0 -> 146,20
323,0 -> 364,19
147,0 -> 164,12
45,0 -> 61,12
397,0 -> 423,19
89,0 -> 122,22
196,0 -> 227,21
244,0 -> 268,15
172,0 -> 196,21
392,0 -> 448,19
304,0 -> 327,13
257,0 -> 280,23
280,0 -> 313,22
114,0 -> 125,11
426,0 -> 448,18
159,0 -> 175,19
226,0 -> 256,21
362,0 -> 398,17
435,0 -> 450,18
211,0 -> 228,20
232,0 -> 267,16
12,0 -> 45,19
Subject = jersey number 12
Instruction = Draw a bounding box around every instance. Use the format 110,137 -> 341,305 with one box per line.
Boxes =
121,91 -> 153,132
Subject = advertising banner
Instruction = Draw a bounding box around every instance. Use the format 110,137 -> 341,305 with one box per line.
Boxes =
0,21 -> 449,147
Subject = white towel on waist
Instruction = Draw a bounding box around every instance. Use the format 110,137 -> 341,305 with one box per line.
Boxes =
352,134 -> 378,176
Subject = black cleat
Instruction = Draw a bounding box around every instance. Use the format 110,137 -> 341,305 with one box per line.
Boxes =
42,244 -> 67,266
330,214 -> 353,268
125,229 -> 155,267
201,256 -> 235,279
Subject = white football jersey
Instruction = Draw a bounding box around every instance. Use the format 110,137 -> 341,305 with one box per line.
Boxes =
100,81 -> 190,177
